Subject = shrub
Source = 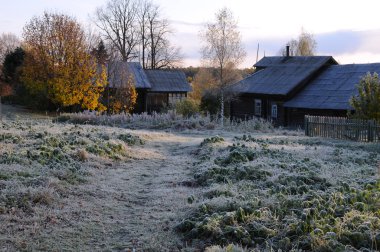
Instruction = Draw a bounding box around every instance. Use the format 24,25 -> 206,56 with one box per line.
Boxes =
175,98 -> 199,117
350,72 -> 380,121
200,91 -> 220,116
200,136 -> 225,146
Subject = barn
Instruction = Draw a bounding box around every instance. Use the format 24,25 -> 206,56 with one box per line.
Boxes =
107,62 -> 191,113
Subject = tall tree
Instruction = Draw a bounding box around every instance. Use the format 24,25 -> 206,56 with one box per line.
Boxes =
350,72 -> 380,122
280,29 -> 317,56
91,40 -> 109,65
2,47 -> 25,83
144,6 -> 182,69
94,0 -> 182,68
189,68 -> 217,103
22,12 -> 107,111
94,0 -> 139,62
200,7 -> 246,126
137,0 -> 154,69
0,33 -> 20,66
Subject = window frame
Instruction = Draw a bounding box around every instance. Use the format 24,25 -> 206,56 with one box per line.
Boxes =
254,99 -> 262,116
271,104 -> 278,119
168,93 -> 185,105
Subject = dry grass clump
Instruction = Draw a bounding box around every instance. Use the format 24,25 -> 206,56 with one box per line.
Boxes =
205,244 -> 247,252
178,134 -> 380,251
77,149 -> 88,161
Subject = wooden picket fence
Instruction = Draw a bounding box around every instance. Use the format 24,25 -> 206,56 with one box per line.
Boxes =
304,115 -> 380,142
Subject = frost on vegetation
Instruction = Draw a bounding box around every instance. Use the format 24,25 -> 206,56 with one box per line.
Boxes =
58,110 -> 215,130
179,134 -> 380,251
0,123 -> 144,167
0,120 -> 144,219
57,111 -> 274,132
200,136 -> 225,147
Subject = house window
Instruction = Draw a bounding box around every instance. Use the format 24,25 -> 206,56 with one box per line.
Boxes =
271,104 -> 278,118
254,99 -> 262,116
168,93 -> 185,105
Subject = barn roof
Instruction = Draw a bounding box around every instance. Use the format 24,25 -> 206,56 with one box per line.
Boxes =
145,70 -> 191,92
107,61 -> 151,89
284,63 -> 380,110
231,56 -> 337,95
107,62 -> 190,92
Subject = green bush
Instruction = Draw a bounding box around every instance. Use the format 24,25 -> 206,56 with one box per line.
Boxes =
200,91 -> 220,116
175,99 -> 199,117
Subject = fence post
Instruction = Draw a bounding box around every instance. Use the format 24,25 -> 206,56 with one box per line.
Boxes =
368,120 -> 374,142
304,116 -> 308,136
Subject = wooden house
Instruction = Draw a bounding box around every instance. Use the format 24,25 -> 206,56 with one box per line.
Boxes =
230,52 -> 380,127
230,55 -> 337,126
284,63 -> 380,126
107,62 -> 191,113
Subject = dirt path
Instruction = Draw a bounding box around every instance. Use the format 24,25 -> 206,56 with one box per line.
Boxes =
73,131 -> 205,251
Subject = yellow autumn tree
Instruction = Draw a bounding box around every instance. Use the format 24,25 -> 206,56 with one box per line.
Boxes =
108,74 -> 137,114
189,68 -> 217,103
22,12 -> 106,111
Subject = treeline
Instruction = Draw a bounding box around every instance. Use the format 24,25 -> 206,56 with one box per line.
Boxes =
0,0 -> 182,113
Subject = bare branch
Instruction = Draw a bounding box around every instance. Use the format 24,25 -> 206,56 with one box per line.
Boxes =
94,0 -> 139,62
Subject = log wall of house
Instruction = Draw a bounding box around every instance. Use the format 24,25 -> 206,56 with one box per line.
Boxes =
144,92 -> 188,113
146,93 -> 167,113
231,95 -> 286,126
231,96 -> 255,119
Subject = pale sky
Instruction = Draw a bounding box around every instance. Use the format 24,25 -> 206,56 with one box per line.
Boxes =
1,0 -> 380,67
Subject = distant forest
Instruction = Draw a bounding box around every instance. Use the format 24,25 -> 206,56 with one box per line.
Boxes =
177,66 -> 255,83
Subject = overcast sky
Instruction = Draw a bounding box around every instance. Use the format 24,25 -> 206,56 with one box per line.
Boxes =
1,0 -> 380,67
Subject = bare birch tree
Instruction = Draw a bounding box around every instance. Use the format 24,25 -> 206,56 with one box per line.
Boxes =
94,0 -> 139,61
200,7 -> 246,126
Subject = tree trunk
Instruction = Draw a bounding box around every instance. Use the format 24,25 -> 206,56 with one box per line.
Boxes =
220,92 -> 224,127
0,96 -> 2,122
142,24 -> 146,69
220,65 -> 224,127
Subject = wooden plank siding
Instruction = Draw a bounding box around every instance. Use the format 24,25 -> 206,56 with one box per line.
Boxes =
146,91 -> 188,113
305,115 -> 380,142
230,94 -> 285,126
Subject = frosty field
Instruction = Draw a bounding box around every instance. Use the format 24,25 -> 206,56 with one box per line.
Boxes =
0,106 -> 379,251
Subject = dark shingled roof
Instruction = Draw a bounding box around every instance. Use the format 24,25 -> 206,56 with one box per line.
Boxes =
107,62 -> 151,89
145,70 -> 191,92
232,56 -> 337,95
284,63 -> 380,110
107,62 -> 190,92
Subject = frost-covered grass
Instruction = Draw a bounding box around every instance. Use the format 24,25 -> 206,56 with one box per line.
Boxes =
2,105 -> 379,251
178,134 -> 380,251
57,110 -> 274,132
0,118 -> 144,251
